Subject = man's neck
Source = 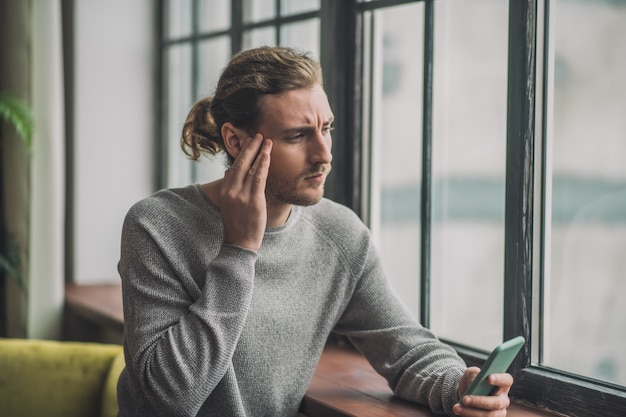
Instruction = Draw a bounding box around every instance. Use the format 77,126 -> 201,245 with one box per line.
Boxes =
266,200 -> 293,228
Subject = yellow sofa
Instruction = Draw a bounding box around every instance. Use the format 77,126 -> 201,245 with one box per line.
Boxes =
0,338 -> 124,417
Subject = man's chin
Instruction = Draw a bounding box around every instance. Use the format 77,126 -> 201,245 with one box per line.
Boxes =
272,188 -> 325,207
291,192 -> 324,207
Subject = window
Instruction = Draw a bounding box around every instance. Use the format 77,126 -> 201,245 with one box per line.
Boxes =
361,1 -> 426,322
540,0 -> 626,392
429,0 -> 509,351
158,1 -> 626,415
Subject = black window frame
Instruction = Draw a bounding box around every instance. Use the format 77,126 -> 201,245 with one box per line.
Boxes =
156,1 -> 626,416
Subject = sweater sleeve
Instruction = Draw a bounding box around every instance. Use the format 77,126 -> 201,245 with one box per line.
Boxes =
118,202 -> 257,417
333,241 -> 466,416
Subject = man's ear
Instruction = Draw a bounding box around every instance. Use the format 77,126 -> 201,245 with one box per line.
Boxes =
222,122 -> 247,159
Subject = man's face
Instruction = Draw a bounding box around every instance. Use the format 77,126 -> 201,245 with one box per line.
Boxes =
256,84 -> 334,207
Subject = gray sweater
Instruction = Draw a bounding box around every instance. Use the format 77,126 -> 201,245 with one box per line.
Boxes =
117,185 -> 465,417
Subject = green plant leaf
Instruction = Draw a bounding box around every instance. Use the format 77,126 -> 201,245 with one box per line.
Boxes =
0,90 -> 34,153
0,230 -> 26,292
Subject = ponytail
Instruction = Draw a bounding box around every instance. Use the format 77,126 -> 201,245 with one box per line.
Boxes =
181,96 -> 222,161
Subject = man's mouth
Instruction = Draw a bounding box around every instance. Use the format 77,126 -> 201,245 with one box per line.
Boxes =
304,165 -> 331,180
305,172 -> 324,180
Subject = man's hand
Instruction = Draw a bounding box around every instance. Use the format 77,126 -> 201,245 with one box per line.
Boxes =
219,133 -> 272,252
452,367 -> 513,416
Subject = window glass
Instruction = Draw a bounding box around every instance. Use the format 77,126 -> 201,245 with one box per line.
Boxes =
243,0 -> 275,23
166,44 -> 194,188
198,0 -> 231,33
430,0 -> 509,350
166,0 -> 193,39
243,27 -> 277,49
280,19 -> 320,59
543,0 -> 626,386
281,0 -> 319,16
198,37 -> 231,99
365,3 -> 425,321
195,37 -> 232,183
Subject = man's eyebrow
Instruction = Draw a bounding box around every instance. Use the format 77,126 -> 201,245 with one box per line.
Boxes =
280,118 -> 335,136
280,126 -> 315,136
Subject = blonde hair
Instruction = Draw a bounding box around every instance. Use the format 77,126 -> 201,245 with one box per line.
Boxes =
181,46 -> 323,164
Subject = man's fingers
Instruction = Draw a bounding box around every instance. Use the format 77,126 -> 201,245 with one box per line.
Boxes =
228,134 -> 264,177
248,139 -> 272,193
460,392 -> 510,413
454,371 -> 513,416
488,373 -> 514,393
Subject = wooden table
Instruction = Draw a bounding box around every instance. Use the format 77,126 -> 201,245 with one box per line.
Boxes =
302,345 -> 557,417
64,283 -> 124,344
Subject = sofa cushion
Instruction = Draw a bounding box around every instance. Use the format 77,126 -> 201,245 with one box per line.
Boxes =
0,338 -> 122,417
100,350 -> 125,417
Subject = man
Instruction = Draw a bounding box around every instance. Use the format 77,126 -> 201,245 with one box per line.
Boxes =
117,46 -> 513,417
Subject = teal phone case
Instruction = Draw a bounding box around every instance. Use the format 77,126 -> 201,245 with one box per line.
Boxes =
459,336 -> 525,402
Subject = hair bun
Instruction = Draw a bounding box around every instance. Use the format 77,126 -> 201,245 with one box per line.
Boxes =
181,96 -> 222,160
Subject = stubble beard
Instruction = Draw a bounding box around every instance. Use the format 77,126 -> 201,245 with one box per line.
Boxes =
266,165 -> 330,207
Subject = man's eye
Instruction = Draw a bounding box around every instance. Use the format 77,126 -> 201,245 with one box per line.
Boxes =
288,133 -> 306,140
323,126 -> 335,134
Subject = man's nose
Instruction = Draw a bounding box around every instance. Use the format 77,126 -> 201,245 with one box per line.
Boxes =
309,131 -> 333,164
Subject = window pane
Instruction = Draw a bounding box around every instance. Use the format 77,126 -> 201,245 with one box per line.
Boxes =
198,37 -> 231,99
543,0 -> 626,386
243,27 -> 276,49
365,3 -> 425,321
166,44 -> 193,188
243,0 -> 275,23
198,0 -> 230,33
281,0 -> 319,16
196,37 -> 232,183
430,0 -> 509,350
280,19 -> 320,58
166,0 -> 192,39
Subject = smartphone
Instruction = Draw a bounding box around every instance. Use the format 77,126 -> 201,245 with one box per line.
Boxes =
458,336 -> 525,403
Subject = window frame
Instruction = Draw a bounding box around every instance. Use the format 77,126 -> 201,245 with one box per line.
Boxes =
503,1 -> 626,414
156,1 -> 626,415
